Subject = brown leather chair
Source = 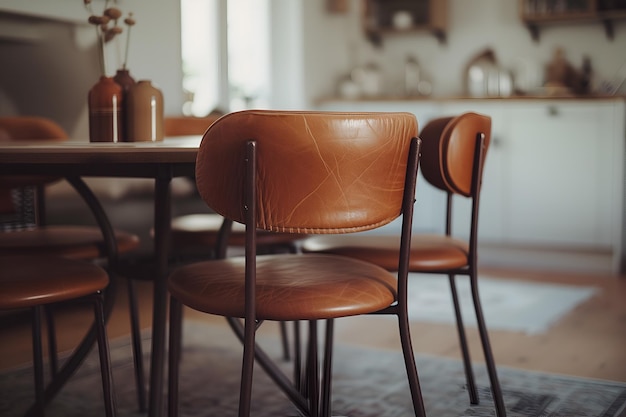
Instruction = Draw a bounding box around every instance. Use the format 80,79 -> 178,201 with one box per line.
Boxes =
301,112 -> 506,416
167,110 -> 426,417
0,116 -> 143,410
0,255 -> 116,417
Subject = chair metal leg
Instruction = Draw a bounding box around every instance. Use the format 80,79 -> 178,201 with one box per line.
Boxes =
307,320 -> 319,417
127,278 -> 147,412
469,275 -> 507,417
31,306 -> 45,417
44,305 -> 58,378
94,293 -> 117,417
168,296 -> 183,417
321,319 -> 334,417
238,317 -> 257,417
294,321 -> 303,394
448,274 -> 479,404
397,309 -> 427,417
226,317 -> 310,414
279,321 -> 291,361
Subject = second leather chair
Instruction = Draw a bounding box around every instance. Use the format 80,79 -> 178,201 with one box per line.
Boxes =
301,112 -> 506,416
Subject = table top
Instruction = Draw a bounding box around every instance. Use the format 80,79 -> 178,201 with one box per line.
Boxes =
0,136 -> 202,164
0,136 -> 201,178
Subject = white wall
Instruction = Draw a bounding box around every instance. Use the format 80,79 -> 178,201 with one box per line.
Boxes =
269,0 -> 307,109
293,0 -> 626,107
125,0 -> 184,115
3,0 -> 626,122
0,0 -> 183,138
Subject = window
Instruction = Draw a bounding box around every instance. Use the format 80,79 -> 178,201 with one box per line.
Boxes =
180,0 -> 270,116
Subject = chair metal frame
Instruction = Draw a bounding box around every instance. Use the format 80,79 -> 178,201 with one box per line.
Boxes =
433,130 -> 505,415
0,257 -> 117,417
29,292 -> 116,417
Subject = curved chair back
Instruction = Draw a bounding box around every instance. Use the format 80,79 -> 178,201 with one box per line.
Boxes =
0,117 -> 68,221
195,110 -> 418,234
0,116 -> 68,142
0,117 -> 67,189
164,113 -> 223,137
419,112 -> 491,197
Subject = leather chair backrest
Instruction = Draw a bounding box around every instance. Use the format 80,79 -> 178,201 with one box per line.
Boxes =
0,116 -> 68,142
164,113 -> 224,137
0,117 -> 68,212
419,112 -> 491,197
195,110 -> 418,234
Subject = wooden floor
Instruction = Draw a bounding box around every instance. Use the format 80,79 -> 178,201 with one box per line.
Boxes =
1,266 -> 625,383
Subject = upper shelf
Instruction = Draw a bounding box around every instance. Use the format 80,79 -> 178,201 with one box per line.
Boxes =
519,0 -> 626,40
362,0 -> 447,45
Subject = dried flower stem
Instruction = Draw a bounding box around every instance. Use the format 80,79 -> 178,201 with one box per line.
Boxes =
85,0 -> 126,76
84,1 -> 103,75
123,13 -> 136,70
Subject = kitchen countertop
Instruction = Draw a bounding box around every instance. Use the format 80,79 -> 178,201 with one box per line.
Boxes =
315,94 -> 626,104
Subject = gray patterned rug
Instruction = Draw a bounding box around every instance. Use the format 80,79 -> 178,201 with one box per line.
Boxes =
1,320 -> 625,417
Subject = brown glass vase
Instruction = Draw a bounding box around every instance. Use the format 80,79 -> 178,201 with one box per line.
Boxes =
113,69 -> 136,142
126,80 -> 164,142
88,76 -> 123,143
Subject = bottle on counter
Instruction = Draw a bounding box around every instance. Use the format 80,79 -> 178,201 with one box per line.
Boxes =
580,56 -> 592,95
126,80 -> 164,142
113,68 -> 136,142
88,76 -> 124,143
404,56 -> 421,96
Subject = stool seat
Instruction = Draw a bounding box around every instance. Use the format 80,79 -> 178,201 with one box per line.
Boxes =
0,255 -> 110,309
170,213 -> 308,248
0,254 -> 115,417
169,253 -> 397,321
0,226 -> 140,259
302,234 -> 469,271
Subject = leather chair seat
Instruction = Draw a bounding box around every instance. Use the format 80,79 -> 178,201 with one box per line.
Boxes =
302,234 -> 469,271
0,226 -> 141,259
169,253 -> 396,321
0,255 -> 109,310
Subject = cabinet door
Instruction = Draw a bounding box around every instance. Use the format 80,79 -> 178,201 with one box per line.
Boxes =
505,101 -> 616,248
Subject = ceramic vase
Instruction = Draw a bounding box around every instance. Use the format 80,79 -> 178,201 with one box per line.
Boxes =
113,69 -> 136,142
88,76 -> 123,143
126,80 -> 164,142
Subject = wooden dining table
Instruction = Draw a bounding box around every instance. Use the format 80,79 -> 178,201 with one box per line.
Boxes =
0,136 -> 201,417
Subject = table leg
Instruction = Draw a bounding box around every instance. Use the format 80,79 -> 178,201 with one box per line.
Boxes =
148,174 -> 172,417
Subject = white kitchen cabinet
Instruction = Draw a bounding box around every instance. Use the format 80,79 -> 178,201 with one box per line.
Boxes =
504,101 -> 621,248
316,98 -> 625,273
439,100 -> 623,249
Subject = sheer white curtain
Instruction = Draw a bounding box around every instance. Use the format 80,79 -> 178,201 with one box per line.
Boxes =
180,0 -> 270,115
